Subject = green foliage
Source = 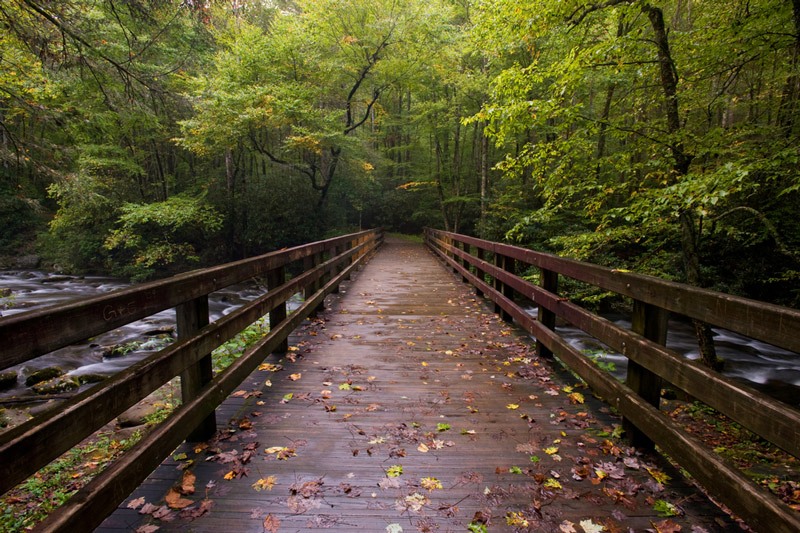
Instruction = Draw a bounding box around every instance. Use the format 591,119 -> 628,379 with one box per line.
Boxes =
0,432 -> 140,531
653,499 -> 680,517
470,0 -> 800,304
104,196 -> 224,279
212,317 -> 269,372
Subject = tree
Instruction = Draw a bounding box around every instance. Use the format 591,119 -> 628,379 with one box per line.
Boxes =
473,0 -> 800,360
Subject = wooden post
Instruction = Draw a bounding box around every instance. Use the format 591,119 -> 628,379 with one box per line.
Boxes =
624,300 -> 669,449
304,252 -> 322,316
460,242 -> 469,283
177,295 -> 215,441
475,248 -> 485,297
500,255 -> 515,322
537,269 -> 559,359
332,244 -> 343,293
267,265 -> 288,353
493,253 -> 503,315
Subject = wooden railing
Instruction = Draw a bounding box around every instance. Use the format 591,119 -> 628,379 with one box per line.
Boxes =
0,229 -> 383,532
424,228 -> 800,533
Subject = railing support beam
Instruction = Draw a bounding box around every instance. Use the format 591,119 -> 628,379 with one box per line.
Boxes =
267,266 -> 289,353
624,300 -> 668,449
177,295 -> 216,442
537,269 -> 559,358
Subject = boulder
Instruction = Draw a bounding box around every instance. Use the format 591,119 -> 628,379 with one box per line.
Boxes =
0,371 -> 17,390
15,255 -> 41,269
24,367 -> 64,386
33,376 -> 80,395
77,373 -> 110,384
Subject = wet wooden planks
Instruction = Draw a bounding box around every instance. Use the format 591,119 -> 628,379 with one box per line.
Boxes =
98,238 -> 739,532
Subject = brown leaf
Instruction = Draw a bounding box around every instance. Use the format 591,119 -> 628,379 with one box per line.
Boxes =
179,499 -> 213,520
652,519 -> 682,533
139,503 -> 160,515
165,487 -> 193,509
135,526 -> 160,533
151,505 -> 176,521
179,470 -> 196,495
263,514 -> 280,532
127,496 -> 146,510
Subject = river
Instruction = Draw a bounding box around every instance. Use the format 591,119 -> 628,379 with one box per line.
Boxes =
0,270 -> 278,404
1,271 -> 798,407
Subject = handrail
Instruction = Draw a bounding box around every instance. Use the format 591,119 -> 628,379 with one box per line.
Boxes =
0,230 -> 379,370
424,227 -> 800,533
0,229 -> 383,532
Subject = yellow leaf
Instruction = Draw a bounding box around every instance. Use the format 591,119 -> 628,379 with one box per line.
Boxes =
289,373 -> 302,381
507,403 -> 519,410
544,446 -> 559,455
252,476 -> 277,492
568,392 -> 585,404
420,477 -> 443,491
224,471 -> 236,480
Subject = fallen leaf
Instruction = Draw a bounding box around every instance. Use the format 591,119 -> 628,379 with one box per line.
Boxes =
179,498 -> 213,520
165,488 -> 193,510
579,519 -> 605,533
387,465 -> 403,477
421,477 -> 443,491
386,524 -> 403,533
652,519 -> 682,533
559,520 -> 577,533
252,476 -> 277,492
127,496 -> 145,510
263,514 -> 280,532
139,503 -> 160,515
506,403 -> 519,410
289,373 -> 302,381
135,526 -> 160,533
179,470 -> 196,495
378,476 -> 401,489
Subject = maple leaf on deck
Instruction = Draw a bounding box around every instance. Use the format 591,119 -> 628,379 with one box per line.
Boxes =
252,476 -> 277,492
127,496 -> 145,510
263,514 -> 280,532
165,487 -> 193,509
178,470 -> 196,495
651,518 -> 682,533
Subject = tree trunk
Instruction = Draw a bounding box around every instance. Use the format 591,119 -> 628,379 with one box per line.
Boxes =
645,3 -> 717,368
777,0 -> 800,135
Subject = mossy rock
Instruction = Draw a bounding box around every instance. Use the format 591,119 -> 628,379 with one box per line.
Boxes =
77,373 -> 109,384
24,367 -> 63,386
0,371 -> 17,390
33,376 -> 80,395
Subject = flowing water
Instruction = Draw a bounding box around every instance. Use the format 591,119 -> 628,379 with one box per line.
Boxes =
1,271 -> 798,407
525,306 -> 800,407
0,271 -> 283,403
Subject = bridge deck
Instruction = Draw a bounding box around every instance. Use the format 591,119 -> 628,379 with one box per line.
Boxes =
99,238 -> 737,532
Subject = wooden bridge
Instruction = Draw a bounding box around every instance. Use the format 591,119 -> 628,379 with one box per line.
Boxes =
1,230 -> 799,532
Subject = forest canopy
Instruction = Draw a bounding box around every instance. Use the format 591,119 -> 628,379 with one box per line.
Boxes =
1,0 -> 798,307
